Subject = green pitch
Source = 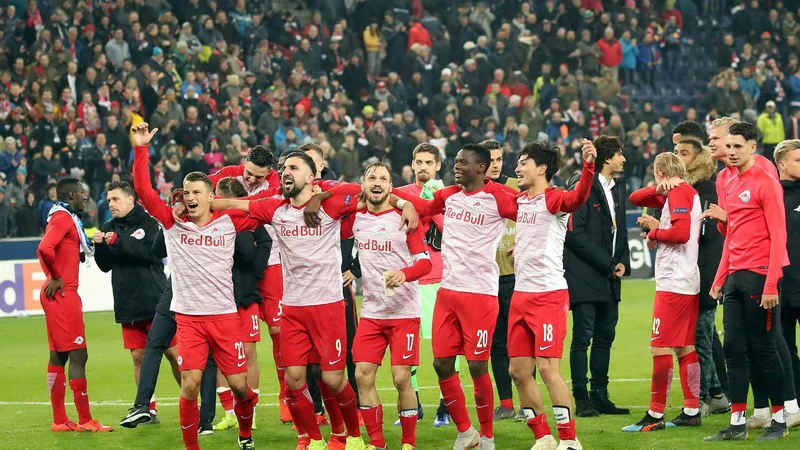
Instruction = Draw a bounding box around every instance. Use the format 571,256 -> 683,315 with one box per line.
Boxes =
0,280 -> 795,449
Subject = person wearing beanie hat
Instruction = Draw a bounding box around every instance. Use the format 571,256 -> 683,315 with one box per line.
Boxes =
5,165 -> 30,207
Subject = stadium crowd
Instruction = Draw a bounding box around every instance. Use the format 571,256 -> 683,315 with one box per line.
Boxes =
1,0 -> 800,238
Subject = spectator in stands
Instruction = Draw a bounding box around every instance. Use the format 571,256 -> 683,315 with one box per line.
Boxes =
758,100 -> 786,163
636,31 -> 660,86
5,166 -> 28,207
15,191 -> 40,237
598,27 -> 623,80
0,187 -> 12,237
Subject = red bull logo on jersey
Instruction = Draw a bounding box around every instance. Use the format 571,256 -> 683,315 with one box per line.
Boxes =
280,225 -> 323,237
376,225 -> 390,236
470,199 -> 486,211
445,207 -> 486,226
356,239 -> 393,252
179,233 -> 226,247
517,211 -> 538,225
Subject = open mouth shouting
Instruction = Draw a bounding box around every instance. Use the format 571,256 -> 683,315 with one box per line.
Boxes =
282,175 -> 295,190
187,200 -> 199,212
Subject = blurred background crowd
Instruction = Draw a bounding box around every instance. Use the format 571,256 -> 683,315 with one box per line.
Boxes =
0,0 -> 798,238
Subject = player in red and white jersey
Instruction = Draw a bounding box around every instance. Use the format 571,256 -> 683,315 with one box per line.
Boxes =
505,140 -> 595,450
347,163 -> 432,450
625,153 -> 703,434
393,143 -> 519,450
211,153 -> 396,450
130,123 -> 259,450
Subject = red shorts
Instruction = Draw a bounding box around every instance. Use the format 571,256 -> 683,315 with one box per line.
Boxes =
238,303 -> 261,343
175,313 -> 247,375
507,290 -> 570,358
353,318 -> 421,366
122,319 -> 177,350
651,291 -> 699,348
432,288 -> 498,361
41,290 -> 86,352
281,301 -> 347,371
258,264 -> 283,328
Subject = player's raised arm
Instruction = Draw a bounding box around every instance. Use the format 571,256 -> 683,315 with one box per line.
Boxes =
131,123 -> 174,228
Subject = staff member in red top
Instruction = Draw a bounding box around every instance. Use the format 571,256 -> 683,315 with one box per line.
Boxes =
705,122 -> 790,442
37,178 -> 114,433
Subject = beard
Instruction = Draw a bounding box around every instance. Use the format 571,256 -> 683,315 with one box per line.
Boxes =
366,190 -> 390,206
416,171 -> 431,183
283,183 -> 303,198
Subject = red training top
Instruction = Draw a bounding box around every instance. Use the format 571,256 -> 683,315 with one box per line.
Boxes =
37,211 -> 81,291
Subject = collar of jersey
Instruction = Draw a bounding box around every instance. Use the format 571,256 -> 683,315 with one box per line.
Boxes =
461,179 -> 493,196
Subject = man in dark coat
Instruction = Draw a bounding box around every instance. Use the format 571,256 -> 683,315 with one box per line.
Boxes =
564,135 -> 630,417
93,181 -> 178,425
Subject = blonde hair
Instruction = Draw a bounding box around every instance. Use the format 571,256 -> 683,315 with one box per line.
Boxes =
774,139 -> 800,162
654,152 -> 687,179
706,116 -> 739,134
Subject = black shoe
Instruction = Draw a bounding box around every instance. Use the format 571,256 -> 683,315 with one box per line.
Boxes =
667,411 -> 702,427
703,424 -> 747,441
198,422 -> 214,436
590,388 -> 630,415
757,420 -> 788,441
238,436 -> 255,450
119,405 -> 152,428
573,389 -> 600,418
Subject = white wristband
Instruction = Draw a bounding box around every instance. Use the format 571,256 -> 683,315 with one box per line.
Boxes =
396,199 -> 408,209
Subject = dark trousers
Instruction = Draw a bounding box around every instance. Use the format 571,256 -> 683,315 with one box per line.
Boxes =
783,301 -> 800,400
722,270 -> 784,406
750,301 -> 797,408
491,277 -> 515,402
712,326 -> 729,396
200,353 -> 218,424
135,311 -> 215,424
570,301 -> 619,392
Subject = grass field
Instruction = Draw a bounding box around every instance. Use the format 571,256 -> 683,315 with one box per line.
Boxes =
0,279 -> 796,450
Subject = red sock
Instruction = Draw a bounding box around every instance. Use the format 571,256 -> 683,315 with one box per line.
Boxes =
234,389 -> 256,439
47,365 -> 68,424
527,412 -> 551,439
678,351 -> 700,409
179,396 -> 200,450
318,381 -> 345,435
772,405 -> 785,413
360,405 -> 385,448
649,354 -> 673,414
287,385 -> 322,440
69,378 -> 92,424
333,383 -> 361,438
218,388 -> 234,412
500,398 -> 514,410
439,374 -> 472,433
149,399 -> 157,412
554,405 -> 576,441
399,409 -> 418,446
472,373 -> 494,438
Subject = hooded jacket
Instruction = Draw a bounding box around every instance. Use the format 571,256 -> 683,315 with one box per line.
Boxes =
685,147 -> 723,310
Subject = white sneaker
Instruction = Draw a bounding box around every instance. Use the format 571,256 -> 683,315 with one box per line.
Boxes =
556,438 -> 583,450
477,436 -> 495,450
786,409 -> 800,428
452,426 -> 480,450
531,435 -> 557,450
746,415 -> 771,430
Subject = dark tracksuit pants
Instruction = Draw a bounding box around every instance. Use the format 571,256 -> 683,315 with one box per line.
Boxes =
135,311 -> 216,424
722,271 -> 785,408
492,276 -> 515,403
750,301 -> 797,408
570,301 -> 619,392
782,300 -> 800,400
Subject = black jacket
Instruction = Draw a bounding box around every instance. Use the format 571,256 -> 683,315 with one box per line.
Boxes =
95,204 -> 167,324
233,228 -> 271,308
782,180 -> 800,306
151,229 -> 173,318
564,173 -> 631,304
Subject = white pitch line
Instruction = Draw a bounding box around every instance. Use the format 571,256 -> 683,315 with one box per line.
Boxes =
0,401 -> 651,409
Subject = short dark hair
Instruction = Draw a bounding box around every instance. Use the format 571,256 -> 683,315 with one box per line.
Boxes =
728,122 -> 760,142
678,139 -> 704,153
594,136 -> 625,168
298,142 -> 323,158
461,143 -> 491,173
672,121 -> 707,142
282,151 -> 317,177
107,181 -> 135,197
183,172 -> 213,191
216,176 -> 247,198
364,162 -> 392,178
412,143 -> 441,163
519,140 -> 562,182
246,145 -> 274,168
479,139 -> 502,151
56,177 -> 82,201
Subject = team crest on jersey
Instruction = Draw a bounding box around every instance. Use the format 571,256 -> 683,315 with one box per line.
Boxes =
376,225 -> 390,236
130,228 -> 146,240
208,226 -> 223,236
738,190 -> 751,203
344,194 -> 352,206
470,199 -> 486,211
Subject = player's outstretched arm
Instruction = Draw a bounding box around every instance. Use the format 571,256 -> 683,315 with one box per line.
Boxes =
211,198 -> 250,213
628,186 -> 667,209
131,123 -> 174,228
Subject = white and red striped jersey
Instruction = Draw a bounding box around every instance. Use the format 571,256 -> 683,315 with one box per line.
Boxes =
352,208 -> 431,319
514,163 -> 595,293
629,183 -> 701,295
249,190 -> 356,307
396,180 -> 518,296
